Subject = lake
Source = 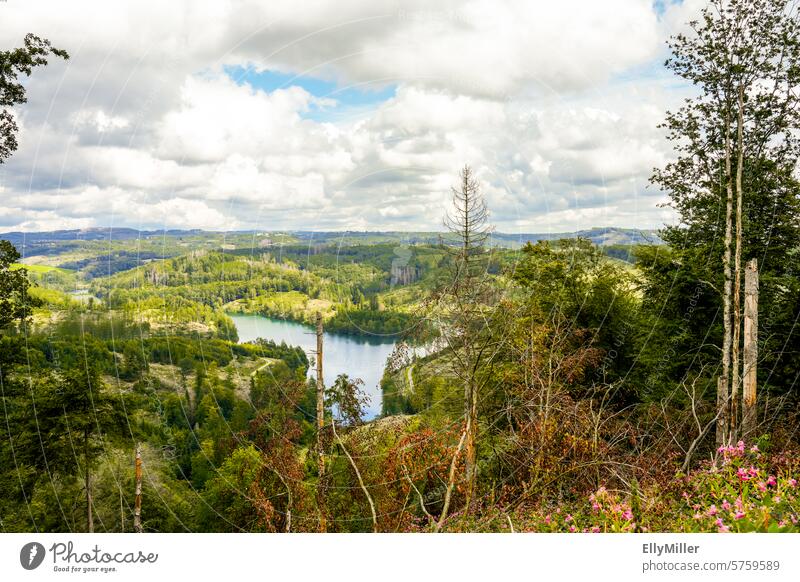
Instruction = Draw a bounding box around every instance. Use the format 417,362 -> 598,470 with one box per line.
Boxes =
228,313 -> 397,419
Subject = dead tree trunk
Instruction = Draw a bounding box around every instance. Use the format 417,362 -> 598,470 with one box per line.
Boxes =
742,258 -> 758,438
442,165 -> 493,512
134,444 -> 143,533
464,375 -> 478,510
315,312 -> 327,532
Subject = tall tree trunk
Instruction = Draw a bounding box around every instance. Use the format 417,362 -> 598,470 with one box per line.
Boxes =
730,83 -> 745,440
717,104 -> 735,449
315,312 -> 327,532
742,258 -> 759,438
85,430 -> 93,533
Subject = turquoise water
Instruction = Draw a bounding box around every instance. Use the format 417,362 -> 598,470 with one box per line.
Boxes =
228,313 -> 396,419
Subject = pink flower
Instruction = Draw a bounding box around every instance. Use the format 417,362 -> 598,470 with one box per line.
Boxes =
565,514 -> 573,522
737,468 -> 751,481
750,444 -> 759,453
591,502 -> 600,512
757,482 -> 767,493
734,511 -> 746,520
722,500 -> 731,511
748,466 -> 759,477
591,526 -> 601,533
693,513 -> 703,520
767,475 -> 777,487
544,515 -> 551,525
737,440 -> 745,453
622,509 -> 634,521
569,525 -> 576,533
707,505 -> 718,517
715,518 -> 730,532
789,479 -> 797,488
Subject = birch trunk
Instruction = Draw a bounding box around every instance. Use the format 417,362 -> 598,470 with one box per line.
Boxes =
717,103 -> 735,449
134,444 -> 143,533
85,430 -> 93,533
730,83 -> 745,440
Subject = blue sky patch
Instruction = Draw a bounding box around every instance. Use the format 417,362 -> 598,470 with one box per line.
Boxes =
224,65 -> 396,121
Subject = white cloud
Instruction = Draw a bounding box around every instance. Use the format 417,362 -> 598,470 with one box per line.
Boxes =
0,0 -> 692,233
132,198 -> 234,230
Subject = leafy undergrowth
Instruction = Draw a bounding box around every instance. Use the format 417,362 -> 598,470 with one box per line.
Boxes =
440,441 -> 800,533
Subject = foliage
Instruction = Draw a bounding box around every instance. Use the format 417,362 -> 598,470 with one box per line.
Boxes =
1,34 -> 68,163
0,240 -> 38,330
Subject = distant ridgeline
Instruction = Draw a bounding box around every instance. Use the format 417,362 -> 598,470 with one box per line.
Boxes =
288,227 -> 664,248
1,226 -> 664,251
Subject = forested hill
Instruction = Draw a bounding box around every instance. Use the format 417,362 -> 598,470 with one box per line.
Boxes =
1,226 -> 663,251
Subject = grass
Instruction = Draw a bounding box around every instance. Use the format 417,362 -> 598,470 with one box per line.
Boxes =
11,263 -> 72,274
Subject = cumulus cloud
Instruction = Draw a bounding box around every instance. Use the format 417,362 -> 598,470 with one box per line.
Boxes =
0,0 -> 692,234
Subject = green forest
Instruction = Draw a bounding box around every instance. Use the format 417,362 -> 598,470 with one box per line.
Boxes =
1,0 -> 800,534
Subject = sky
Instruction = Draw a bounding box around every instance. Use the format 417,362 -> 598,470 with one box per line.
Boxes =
0,0 -> 707,234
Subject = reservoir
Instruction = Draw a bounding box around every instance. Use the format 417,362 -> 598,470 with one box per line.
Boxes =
228,313 -> 396,419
